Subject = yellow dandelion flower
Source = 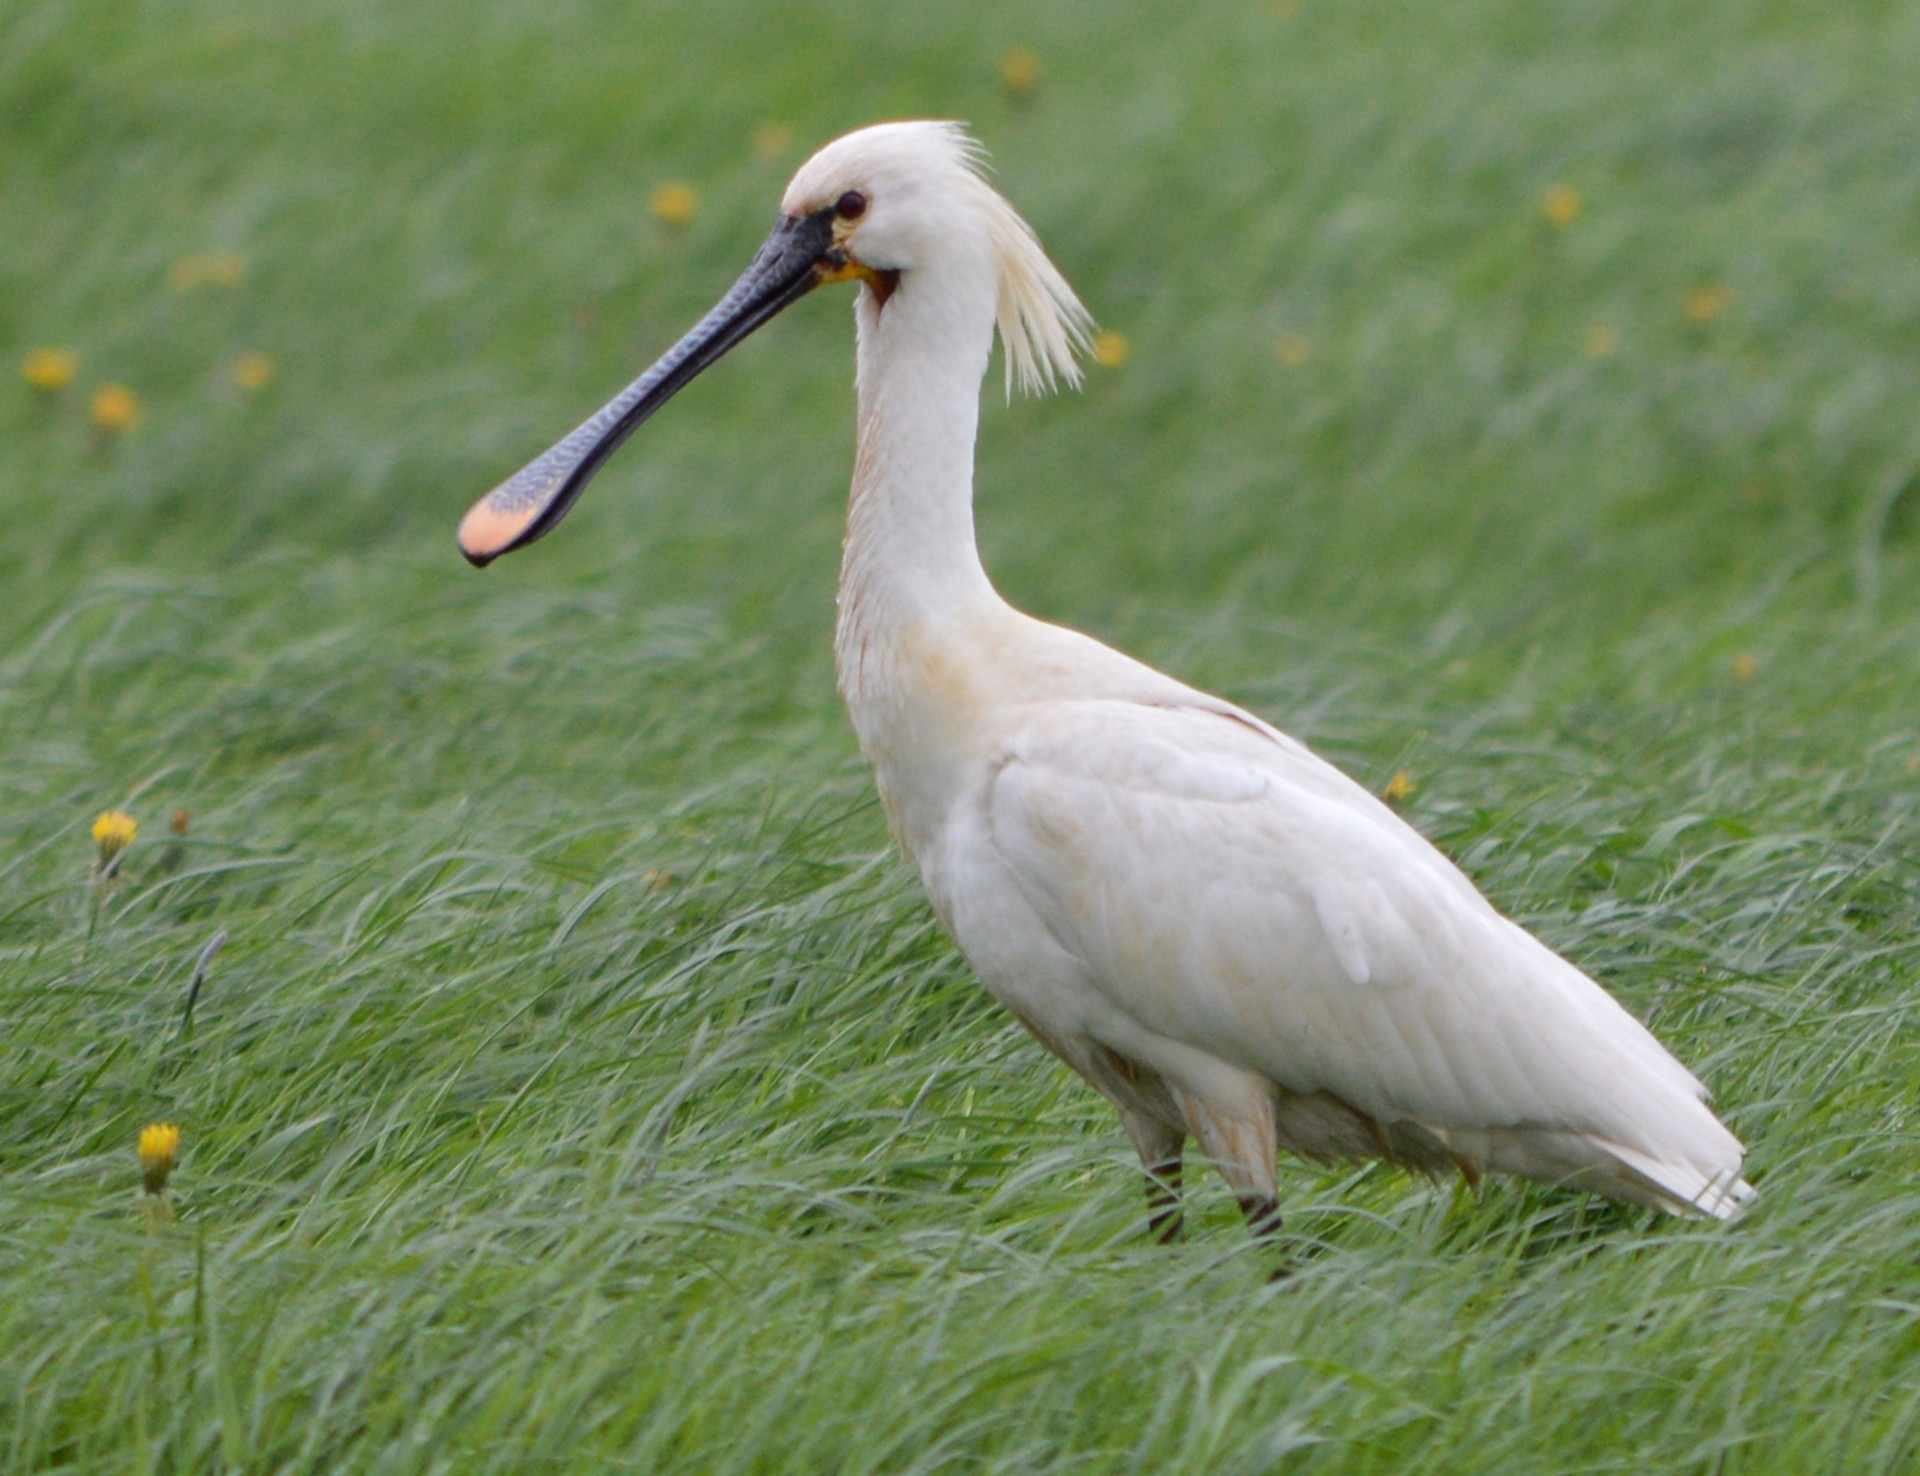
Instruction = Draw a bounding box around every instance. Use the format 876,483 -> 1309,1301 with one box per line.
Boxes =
649,182 -> 700,226
999,48 -> 1041,96
1090,330 -> 1130,368
1382,770 -> 1417,804
1277,332 -> 1311,367
1584,323 -> 1619,358
1683,283 -> 1731,324
231,351 -> 276,390
1732,652 -> 1757,681
138,1122 -> 181,1195
91,383 -> 142,433
753,121 -> 793,160
1542,185 -> 1581,229
168,251 -> 247,291
23,347 -> 79,391
93,810 -> 138,866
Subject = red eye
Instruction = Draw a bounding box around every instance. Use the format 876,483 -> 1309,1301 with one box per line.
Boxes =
835,191 -> 868,221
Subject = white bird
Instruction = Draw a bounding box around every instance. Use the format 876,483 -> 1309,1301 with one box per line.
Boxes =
460,122 -> 1754,1245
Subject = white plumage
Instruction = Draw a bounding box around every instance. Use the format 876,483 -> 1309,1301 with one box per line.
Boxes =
465,121 -> 1755,1241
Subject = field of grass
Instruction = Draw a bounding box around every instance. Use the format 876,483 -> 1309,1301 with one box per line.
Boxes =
5,0 -> 1920,1469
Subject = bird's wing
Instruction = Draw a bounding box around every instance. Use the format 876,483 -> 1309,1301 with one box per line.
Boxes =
981,698 -> 1713,1148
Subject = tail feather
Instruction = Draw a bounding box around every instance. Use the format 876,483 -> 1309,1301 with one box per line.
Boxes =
1442,1125 -> 1756,1219
1599,1139 -> 1757,1221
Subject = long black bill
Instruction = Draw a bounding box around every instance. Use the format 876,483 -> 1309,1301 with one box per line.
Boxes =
459,208 -> 837,567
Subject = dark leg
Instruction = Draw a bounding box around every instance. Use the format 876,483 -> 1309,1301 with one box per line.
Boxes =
1146,1156 -> 1185,1244
1236,1190 -> 1282,1236
1115,1104 -> 1186,1247
1237,1194 -> 1290,1281
1237,1193 -> 1283,1242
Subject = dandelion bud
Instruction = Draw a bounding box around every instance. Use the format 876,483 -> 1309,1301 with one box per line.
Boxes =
999,48 -> 1041,97
22,347 -> 79,391
92,810 -> 138,870
138,1122 -> 181,1195
649,183 -> 699,226
90,384 -> 143,433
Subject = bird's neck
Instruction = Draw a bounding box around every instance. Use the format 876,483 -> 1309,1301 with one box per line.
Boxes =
836,274 -> 1005,704
833,270 -> 1018,848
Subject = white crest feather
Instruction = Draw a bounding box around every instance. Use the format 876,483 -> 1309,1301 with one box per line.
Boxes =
944,128 -> 1094,397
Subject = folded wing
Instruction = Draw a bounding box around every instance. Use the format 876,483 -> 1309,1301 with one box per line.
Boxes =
982,698 -> 1751,1215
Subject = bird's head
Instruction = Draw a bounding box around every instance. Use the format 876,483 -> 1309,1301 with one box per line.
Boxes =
458,120 -> 1088,567
775,122 -> 986,299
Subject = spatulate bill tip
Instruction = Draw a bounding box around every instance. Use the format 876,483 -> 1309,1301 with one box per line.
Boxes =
456,493 -> 543,568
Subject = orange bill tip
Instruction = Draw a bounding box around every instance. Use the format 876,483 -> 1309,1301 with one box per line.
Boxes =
457,492 -> 540,566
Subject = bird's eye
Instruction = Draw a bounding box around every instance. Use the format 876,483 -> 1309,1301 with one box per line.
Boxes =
835,191 -> 868,221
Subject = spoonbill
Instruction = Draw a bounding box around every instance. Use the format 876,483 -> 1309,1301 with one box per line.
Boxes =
460,122 -> 1754,1244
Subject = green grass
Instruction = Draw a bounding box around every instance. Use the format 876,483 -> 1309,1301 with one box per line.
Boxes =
6,0 -> 1920,1469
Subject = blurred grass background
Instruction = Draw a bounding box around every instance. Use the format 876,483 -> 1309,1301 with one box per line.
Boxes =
4,0 -> 1920,1470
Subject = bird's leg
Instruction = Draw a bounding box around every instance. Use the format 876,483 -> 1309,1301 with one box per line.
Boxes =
1236,1192 -> 1284,1243
1146,1155 -> 1185,1243
1118,1108 -> 1187,1244
1175,1088 -> 1289,1274
1230,1188 -> 1289,1284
